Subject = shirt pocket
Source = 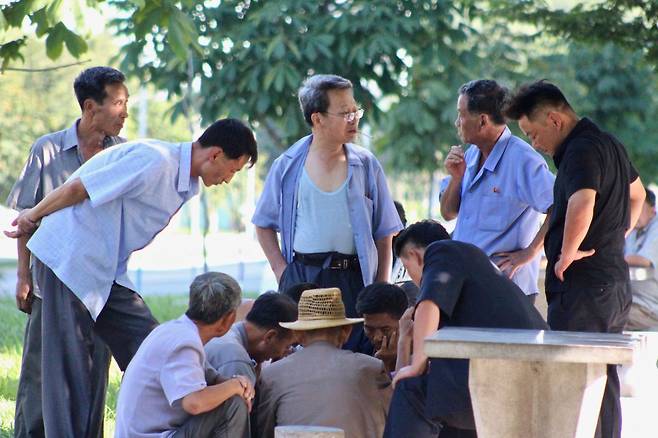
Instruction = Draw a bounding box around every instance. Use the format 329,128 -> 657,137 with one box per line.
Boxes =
477,193 -> 509,231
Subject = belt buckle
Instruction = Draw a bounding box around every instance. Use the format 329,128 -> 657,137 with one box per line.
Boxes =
331,258 -> 349,270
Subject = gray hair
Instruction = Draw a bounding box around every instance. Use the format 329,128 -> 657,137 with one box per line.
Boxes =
298,74 -> 353,126
185,272 -> 242,324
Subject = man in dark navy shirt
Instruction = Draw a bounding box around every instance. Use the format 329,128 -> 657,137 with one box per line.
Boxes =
505,80 -> 646,438
384,220 -> 547,438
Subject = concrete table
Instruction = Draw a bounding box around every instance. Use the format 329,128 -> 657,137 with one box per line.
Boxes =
274,425 -> 345,437
425,327 -> 642,438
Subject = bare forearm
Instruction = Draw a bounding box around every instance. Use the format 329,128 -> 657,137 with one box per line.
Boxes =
628,178 -> 645,235
440,178 -> 462,221
562,191 -> 595,258
181,380 -> 241,415
528,207 -> 552,255
255,227 -> 287,278
625,254 -> 652,267
16,236 -> 31,279
375,235 -> 393,282
28,178 -> 89,222
411,300 -> 440,371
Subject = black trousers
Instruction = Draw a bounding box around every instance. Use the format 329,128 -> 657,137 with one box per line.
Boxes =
547,280 -> 632,438
278,256 -> 372,354
384,371 -> 476,438
35,259 -> 158,438
13,296 -> 111,438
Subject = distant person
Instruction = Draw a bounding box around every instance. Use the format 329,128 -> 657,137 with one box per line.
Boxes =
252,74 -> 403,352
385,220 -> 547,438
440,79 -> 554,303
5,119 -> 258,437
505,80 -> 645,438
255,288 -> 392,438
625,187 -> 658,330
6,66 -> 128,438
115,272 -> 253,437
356,282 -> 412,373
205,292 -> 298,386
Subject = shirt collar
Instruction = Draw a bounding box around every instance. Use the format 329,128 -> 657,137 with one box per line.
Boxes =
284,134 -> 363,167
467,126 -> 511,172
553,117 -> 594,168
62,119 -> 81,151
178,142 -> 199,194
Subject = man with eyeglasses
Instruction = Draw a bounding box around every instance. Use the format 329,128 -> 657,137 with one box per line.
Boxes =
253,74 -> 402,353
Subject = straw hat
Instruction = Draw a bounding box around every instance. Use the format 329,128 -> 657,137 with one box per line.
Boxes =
279,288 -> 363,330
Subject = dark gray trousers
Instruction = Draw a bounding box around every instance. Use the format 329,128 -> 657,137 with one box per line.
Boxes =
278,257 -> 372,353
13,297 -> 111,438
35,259 -> 158,438
172,395 -> 250,438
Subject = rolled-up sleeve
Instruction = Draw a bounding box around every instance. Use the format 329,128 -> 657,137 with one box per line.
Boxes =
370,161 -> 403,240
160,344 -> 207,406
252,158 -> 284,231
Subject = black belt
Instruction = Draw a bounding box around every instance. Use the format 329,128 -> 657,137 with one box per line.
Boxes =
294,252 -> 360,271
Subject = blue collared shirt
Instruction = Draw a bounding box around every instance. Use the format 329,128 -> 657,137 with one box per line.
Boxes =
252,135 -> 403,286
440,127 -> 555,294
28,140 -> 199,319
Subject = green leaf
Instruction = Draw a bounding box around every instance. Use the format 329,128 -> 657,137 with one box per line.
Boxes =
0,10 -> 7,31
31,7 -> 50,37
45,22 -> 66,60
63,28 -> 87,57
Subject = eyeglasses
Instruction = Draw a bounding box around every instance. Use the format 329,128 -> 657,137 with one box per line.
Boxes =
322,108 -> 365,122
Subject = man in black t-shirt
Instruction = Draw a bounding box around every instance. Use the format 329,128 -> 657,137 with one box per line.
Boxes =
384,220 -> 547,438
505,80 -> 646,438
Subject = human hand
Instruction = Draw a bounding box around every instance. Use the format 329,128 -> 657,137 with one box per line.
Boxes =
398,307 -> 414,341
444,145 -> 466,179
493,247 -> 536,279
554,249 -> 595,281
392,362 -> 425,389
4,210 -> 39,239
232,375 -> 255,412
15,276 -> 34,314
375,331 -> 398,369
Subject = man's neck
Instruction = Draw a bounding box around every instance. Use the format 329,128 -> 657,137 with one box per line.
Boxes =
243,321 -> 262,360
309,132 -> 344,160
475,125 -> 506,162
77,117 -> 106,159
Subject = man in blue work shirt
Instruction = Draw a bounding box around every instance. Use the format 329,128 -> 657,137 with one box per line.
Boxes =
6,118 -> 258,438
441,79 -> 555,303
252,74 -> 402,352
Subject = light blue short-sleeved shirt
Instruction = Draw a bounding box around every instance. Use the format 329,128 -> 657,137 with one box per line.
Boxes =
27,140 -> 199,319
440,127 -> 555,295
252,135 -> 403,286
115,314 -> 208,438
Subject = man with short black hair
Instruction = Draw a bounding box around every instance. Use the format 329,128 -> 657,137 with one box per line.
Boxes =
252,74 -> 402,352
625,187 -> 658,330
115,272 -> 254,437
6,118 -> 258,437
441,79 -> 554,302
505,79 -> 645,438
7,65 -> 128,438
356,282 -> 411,372
385,220 -> 547,438
205,292 -> 298,386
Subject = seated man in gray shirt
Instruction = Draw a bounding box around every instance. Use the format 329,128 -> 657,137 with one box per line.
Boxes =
115,272 -> 255,438
205,291 -> 298,386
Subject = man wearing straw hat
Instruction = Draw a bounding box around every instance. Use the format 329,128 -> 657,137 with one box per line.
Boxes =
255,288 -> 392,438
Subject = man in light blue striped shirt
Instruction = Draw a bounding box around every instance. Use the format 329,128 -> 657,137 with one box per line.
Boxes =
6,118 -> 258,438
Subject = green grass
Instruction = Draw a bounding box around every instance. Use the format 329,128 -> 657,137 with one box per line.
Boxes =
0,294 -> 194,437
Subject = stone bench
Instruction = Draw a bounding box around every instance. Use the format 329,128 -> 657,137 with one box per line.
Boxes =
425,327 -> 642,438
275,425 -> 345,437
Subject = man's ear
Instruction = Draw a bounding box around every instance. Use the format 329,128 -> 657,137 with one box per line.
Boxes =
83,98 -> 96,114
210,146 -> 224,162
546,111 -> 562,130
263,328 -> 278,344
310,112 -> 323,127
